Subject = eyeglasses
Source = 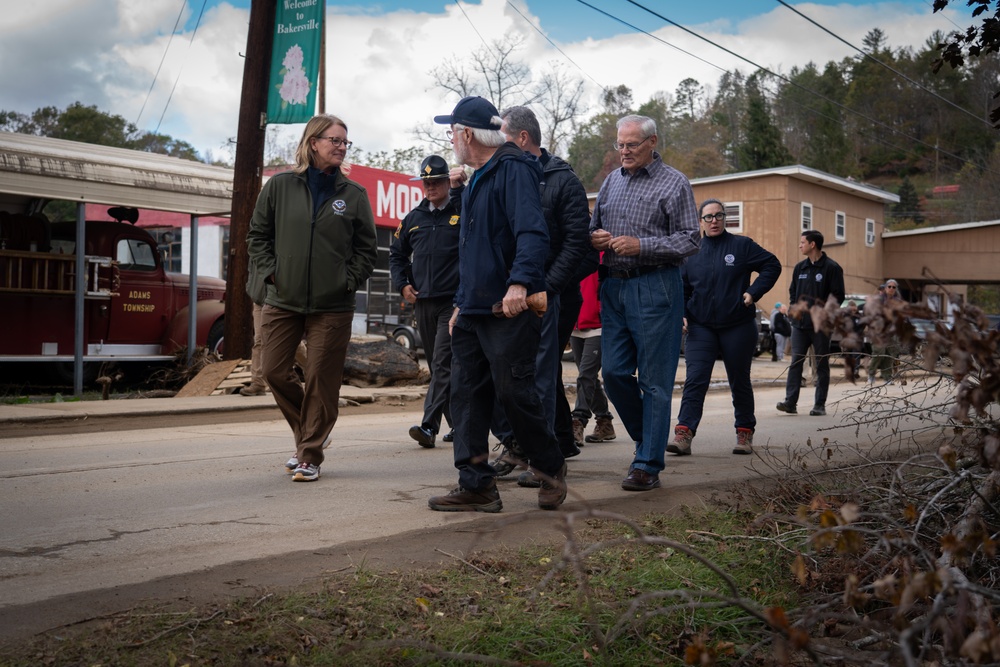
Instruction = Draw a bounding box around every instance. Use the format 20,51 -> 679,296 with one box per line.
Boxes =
701,212 -> 726,222
612,137 -> 652,152
316,136 -> 352,149
885,285 -> 897,289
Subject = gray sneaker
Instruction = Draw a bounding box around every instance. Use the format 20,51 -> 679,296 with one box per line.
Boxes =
285,455 -> 298,472
489,439 -> 528,477
292,462 -> 320,482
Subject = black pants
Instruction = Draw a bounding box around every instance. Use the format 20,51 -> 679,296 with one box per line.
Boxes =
415,296 -> 453,433
785,326 -> 832,409
450,313 -> 564,491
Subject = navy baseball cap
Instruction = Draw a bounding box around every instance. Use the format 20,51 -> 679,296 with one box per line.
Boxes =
433,96 -> 501,130
410,155 -> 450,181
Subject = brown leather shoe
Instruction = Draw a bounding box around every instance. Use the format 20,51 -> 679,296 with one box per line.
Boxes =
537,463 -> 567,510
428,481 -> 502,513
621,468 -> 661,491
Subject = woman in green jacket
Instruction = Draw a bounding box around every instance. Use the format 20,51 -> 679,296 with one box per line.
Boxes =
247,114 -> 377,482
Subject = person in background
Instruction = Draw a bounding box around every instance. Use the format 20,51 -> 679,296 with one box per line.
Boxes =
570,269 -> 616,445
427,96 -> 566,512
770,302 -> 790,363
776,230 -> 845,417
671,198 -> 781,456
247,114 -> 378,482
389,155 -> 460,448
868,279 -> 904,385
589,114 -> 701,492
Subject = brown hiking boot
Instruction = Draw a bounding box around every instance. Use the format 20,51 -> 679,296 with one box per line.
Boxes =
667,425 -> 693,455
428,480 -> 503,513
537,463 -> 568,510
585,417 -> 616,443
239,383 -> 267,396
733,428 -> 753,455
489,439 -> 528,477
571,419 -> 585,446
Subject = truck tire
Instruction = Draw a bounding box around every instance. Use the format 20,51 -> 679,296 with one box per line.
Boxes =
393,328 -> 416,351
207,319 -> 225,361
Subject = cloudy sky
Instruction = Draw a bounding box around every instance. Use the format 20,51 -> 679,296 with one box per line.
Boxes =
0,0 -> 971,163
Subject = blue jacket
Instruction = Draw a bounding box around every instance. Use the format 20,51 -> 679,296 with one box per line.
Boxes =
682,230 -> 781,328
455,143 -> 549,315
788,252 -> 846,330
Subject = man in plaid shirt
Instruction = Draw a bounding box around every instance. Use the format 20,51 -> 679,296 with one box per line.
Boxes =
589,114 -> 701,492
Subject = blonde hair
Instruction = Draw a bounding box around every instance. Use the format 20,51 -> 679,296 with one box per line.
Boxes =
294,114 -> 348,174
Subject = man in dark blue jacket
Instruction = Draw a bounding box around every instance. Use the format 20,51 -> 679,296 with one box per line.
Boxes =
777,229 -> 845,416
389,155 -> 460,448
427,96 -> 567,513
488,105 -> 596,482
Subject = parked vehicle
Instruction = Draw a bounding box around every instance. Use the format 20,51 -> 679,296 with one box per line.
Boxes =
0,209 -> 226,384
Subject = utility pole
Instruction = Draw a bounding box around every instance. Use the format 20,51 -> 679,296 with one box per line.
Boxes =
225,0 -> 276,361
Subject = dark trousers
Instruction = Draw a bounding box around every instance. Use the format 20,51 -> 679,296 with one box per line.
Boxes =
261,305 -> 353,466
553,289 -> 583,453
415,296 -> 453,433
571,335 -> 611,422
785,326 -> 832,408
677,318 -> 758,434
450,313 -> 564,491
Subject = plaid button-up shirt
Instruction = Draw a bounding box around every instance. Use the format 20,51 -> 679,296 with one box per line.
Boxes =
590,152 -> 700,270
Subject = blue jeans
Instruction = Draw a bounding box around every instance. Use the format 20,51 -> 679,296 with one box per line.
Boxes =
677,318 -> 758,434
600,267 -> 683,474
450,313 -> 564,490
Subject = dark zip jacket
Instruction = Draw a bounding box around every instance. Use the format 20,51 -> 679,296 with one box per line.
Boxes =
682,230 -> 781,328
537,150 -> 596,295
788,251 -> 846,330
247,168 -> 378,314
454,142 -> 549,315
388,197 -> 460,300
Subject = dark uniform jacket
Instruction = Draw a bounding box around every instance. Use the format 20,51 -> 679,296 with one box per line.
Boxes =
788,252 -> 846,330
247,167 -> 378,314
388,198 -> 460,300
453,142 -> 549,315
682,230 -> 782,328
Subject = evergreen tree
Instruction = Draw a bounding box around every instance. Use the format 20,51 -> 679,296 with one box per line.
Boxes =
892,176 -> 924,226
736,73 -> 792,171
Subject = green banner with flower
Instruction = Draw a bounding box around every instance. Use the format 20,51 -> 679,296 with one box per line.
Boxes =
266,0 -> 323,124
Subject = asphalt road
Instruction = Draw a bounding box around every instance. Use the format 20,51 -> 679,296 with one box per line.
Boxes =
0,373 -> 937,642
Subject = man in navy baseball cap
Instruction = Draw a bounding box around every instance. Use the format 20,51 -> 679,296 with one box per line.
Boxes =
433,96 -> 502,130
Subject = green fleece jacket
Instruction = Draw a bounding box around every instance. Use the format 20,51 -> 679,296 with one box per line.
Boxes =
247,169 -> 377,314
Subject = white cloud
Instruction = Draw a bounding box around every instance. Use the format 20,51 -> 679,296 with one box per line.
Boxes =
0,0 -> 966,162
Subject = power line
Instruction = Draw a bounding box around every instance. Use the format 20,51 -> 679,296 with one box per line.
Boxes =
775,0 -> 992,129
454,0 -> 495,58
504,0 -> 607,93
155,0 -> 208,135
135,0 -> 187,127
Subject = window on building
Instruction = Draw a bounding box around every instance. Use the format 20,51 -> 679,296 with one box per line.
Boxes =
835,211 -> 846,240
724,202 -> 743,233
801,202 -> 812,231
866,218 -> 876,247
149,227 -> 182,273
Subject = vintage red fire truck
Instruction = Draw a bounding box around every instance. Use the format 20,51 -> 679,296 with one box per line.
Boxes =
0,208 -> 226,383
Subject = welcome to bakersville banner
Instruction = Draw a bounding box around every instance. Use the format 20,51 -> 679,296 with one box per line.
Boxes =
266,0 -> 323,124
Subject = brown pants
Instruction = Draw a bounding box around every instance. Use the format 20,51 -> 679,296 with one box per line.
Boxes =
251,303 -> 307,389
261,305 -> 354,466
